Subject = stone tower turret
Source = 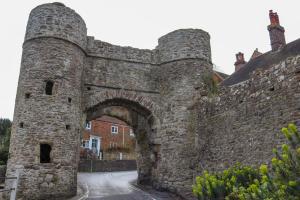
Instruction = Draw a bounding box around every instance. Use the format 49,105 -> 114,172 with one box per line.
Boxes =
154,29 -> 213,197
6,3 -> 87,199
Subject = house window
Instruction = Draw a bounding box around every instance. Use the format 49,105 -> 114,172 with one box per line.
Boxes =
82,140 -> 89,148
86,121 -> 91,130
92,139 -> 98,148
129,129 -> 134,137
45,81 -> 54,95
40,144 -> 51,163
111,125 -> 118,134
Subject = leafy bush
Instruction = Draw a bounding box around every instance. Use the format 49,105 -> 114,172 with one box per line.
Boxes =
0,118 -> 11,165
192,164 -> 260,200
193,123 -> 300,200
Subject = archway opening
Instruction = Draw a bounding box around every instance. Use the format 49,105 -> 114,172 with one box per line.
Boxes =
80,98 -> 161,185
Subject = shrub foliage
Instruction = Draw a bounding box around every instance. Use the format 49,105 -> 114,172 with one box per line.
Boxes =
193,123 -> 300,200
0,118 -> 11,165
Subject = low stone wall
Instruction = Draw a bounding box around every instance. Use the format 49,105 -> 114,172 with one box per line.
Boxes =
0,165 -> 6,184
78,160 -> 137,172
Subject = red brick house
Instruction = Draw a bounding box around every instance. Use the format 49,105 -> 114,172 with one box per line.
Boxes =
80,116 -> 136,160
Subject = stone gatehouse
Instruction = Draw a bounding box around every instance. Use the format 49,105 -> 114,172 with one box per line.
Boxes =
5,2 -> 300,200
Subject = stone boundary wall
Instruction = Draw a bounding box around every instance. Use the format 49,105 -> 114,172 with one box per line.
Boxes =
196,54 -> 300,173
78,160 -> 137,172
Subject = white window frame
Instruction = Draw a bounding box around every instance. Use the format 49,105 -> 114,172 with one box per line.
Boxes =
86,121 -> 91,130
129,129 -> 134,137
111,125 -> 118,134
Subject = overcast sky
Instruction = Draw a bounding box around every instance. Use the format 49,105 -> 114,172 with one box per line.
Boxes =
0,0 -> 299,120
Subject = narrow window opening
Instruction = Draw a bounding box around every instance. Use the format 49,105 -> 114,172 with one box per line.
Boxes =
25,93 -> 31,99
87,87 -> 91,91
66,125 -> 71,130
269,87 -> 275,91
45,81 -> 54,95
40,144 -> 51,163
19,122 -> 24,128
85,121 -> 91,130
68,97 -> 72,103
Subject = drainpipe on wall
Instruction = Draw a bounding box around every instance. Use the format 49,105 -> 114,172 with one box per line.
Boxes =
122,126 -> 125,147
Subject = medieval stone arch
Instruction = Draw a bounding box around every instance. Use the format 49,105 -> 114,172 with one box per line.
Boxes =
85,96 -> 161,185
5,2 -> 212,199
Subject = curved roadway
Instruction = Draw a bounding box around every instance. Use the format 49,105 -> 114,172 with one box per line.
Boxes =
78,171 -> 180,200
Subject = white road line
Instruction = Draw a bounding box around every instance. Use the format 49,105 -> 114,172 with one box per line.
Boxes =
129,185 -> 157,200
78,183 -> 89,200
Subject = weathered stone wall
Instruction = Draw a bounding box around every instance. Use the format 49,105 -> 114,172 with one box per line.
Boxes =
78,160 -> 137,172
195,55 -> 300,174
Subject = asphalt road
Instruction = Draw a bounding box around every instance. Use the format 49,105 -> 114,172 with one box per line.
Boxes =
78,171 -> 166,200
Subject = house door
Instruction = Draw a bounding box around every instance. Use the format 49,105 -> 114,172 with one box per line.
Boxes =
91,138 -> 101,157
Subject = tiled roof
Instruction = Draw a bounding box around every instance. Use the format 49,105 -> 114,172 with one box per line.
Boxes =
222,38 -> 300,86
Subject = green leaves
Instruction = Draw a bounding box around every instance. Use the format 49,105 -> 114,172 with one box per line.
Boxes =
193,123 -> 300,200
192,163 -> 260,200
0,118 -> 11,165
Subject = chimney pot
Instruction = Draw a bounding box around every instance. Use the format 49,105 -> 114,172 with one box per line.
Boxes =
234,52 -> 246,72
268,10 -> 286,51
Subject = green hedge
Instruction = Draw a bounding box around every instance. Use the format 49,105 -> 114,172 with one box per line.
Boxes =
0,118 -> 11,165
193,123 -> 300,200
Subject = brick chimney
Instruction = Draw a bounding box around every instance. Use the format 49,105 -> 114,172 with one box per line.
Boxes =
234,52 -> 246,72
268,10 -> 286,51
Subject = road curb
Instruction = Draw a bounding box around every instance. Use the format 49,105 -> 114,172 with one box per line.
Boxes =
68,183 -> 89,200
129,181 -> 183,200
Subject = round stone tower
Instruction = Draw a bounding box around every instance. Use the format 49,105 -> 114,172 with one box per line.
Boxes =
156,29 -> 211,63
5,3 -> 87,199
154,29 -> 213,198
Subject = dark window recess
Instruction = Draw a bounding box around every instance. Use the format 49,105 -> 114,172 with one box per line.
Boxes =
19,122 -> 24,128
87,87 -> 91,91
68,97 -> 72,103
269,87 -> 275,91
40,144 -> 51,163
66,125 -> 71,130
45,81 -> 54,95
25,93 -> 31,99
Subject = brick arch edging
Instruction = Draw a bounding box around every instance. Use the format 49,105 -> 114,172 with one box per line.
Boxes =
85,90 -> 162,121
